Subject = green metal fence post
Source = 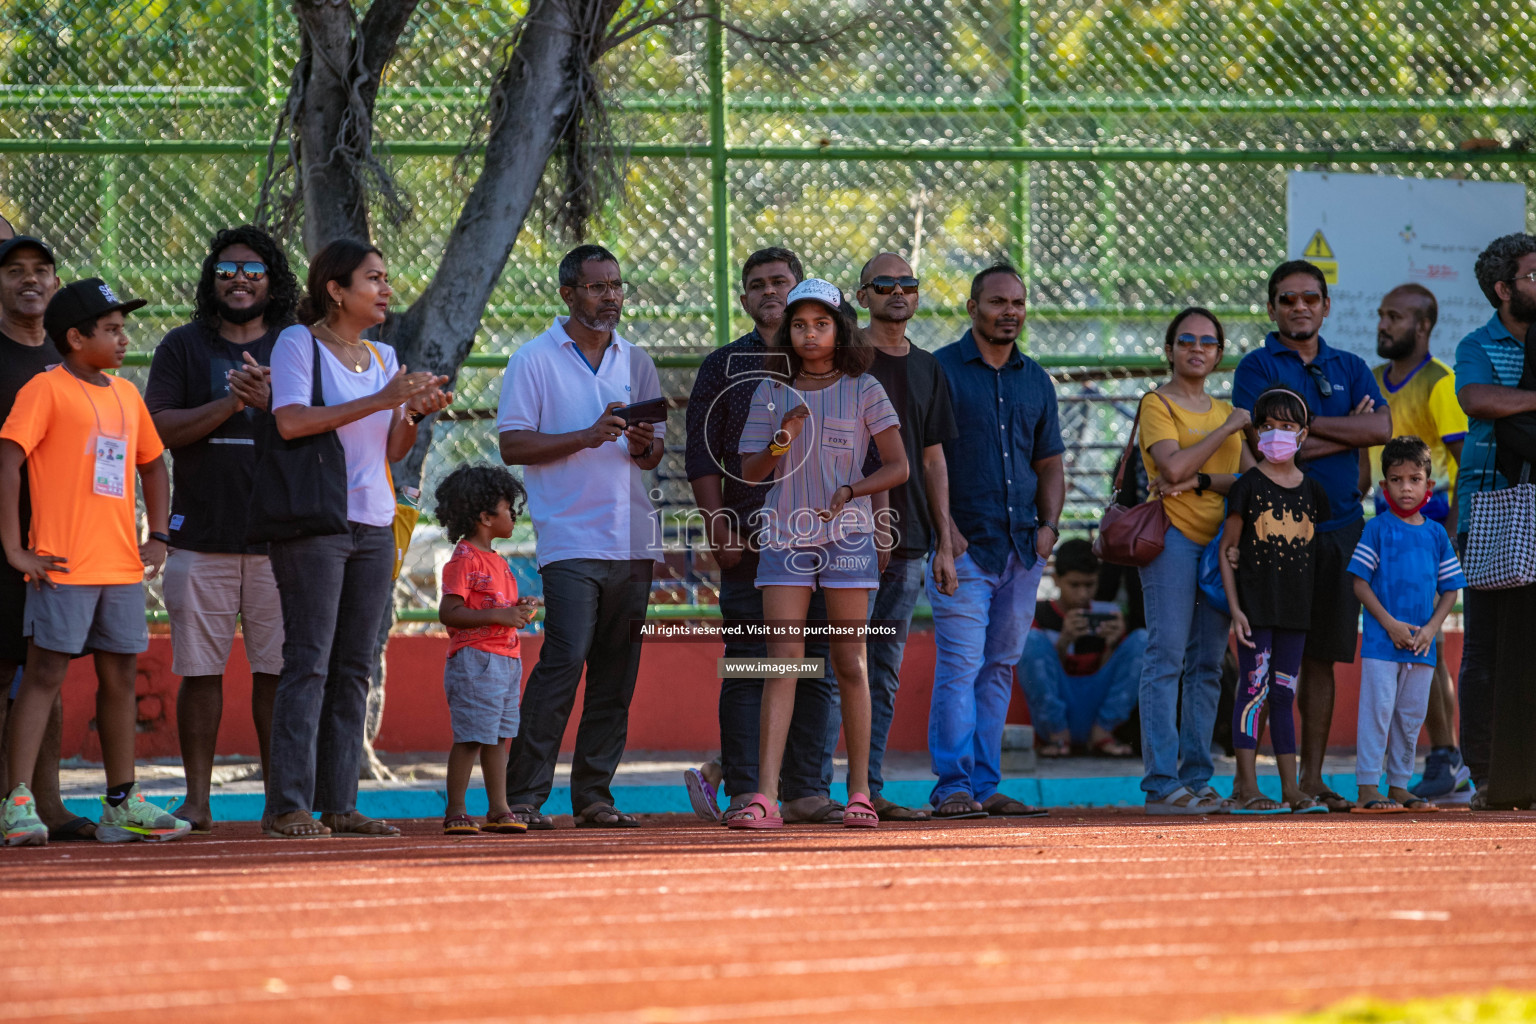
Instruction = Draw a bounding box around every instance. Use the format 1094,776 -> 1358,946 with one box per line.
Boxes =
707,0 -> 732,347
98,110 -> 121,283
1010,0 -> 1031,350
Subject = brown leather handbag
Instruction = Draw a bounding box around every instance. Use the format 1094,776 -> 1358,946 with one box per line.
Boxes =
1093,392 -> 1172,567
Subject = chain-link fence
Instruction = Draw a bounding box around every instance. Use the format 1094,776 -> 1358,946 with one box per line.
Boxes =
3,0 -> 1534,618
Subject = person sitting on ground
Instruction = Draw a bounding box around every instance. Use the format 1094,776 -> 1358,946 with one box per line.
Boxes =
1347,437 -> 1464,814
1017,538 -> 1146,758
1,279 -> 188,845
434,463 -> 540,837
1217,386 -> 1329,815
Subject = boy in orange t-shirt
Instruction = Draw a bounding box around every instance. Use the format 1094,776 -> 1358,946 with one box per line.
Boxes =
433,464 -> 538,836
0,279 -> 187,846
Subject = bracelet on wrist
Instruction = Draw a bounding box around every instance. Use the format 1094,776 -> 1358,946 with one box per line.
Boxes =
148,531 -> 172,546
767,440 -> 791,456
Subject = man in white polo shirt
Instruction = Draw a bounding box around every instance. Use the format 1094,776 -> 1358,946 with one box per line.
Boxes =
496,244 -> 664,829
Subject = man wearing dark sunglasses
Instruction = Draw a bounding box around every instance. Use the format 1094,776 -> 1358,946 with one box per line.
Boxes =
1232,258 -> 1391,813
143,225 -> 299,834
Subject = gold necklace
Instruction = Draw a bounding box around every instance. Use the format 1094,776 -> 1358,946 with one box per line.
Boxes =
313,322 -> 369,372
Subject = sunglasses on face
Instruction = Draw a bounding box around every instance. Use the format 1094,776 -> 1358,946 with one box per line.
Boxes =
866,275 -> 919,295
1174,333 -> 1221,349
214,261 -> 267,281
1275,290 -> 1323,308
1305,362 -> 1334,398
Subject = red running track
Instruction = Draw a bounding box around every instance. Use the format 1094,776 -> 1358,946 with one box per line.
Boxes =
2,810 -> 1534,1023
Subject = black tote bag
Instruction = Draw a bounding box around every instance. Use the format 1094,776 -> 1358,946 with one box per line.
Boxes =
245,333 -> 349,543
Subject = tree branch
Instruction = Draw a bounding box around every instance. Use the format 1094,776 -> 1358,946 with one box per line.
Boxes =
359,0 -> 422,113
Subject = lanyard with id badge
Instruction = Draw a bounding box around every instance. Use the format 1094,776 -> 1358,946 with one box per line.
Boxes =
68,369 -> 131,499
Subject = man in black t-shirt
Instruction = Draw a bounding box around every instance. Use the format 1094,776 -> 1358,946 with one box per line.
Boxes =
818,252 -> 960,821
0,234 -> 84,839
144,225 -> 297,834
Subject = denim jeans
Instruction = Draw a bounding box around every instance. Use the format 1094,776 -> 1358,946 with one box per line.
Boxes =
506,558 -> 653,813
821,554 -> 926,798
265,523 -> 396,817
1136,526 -> 1229,801
717,570 -> 834,801
1016,628 -> 1147,742
926,549 -> 1044,805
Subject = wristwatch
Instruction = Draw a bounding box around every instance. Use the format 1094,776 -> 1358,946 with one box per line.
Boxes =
149,531 -> 172,545
1037,520 -> 1059,537
1194,472 -> 1212,496
407,410 -> 426,425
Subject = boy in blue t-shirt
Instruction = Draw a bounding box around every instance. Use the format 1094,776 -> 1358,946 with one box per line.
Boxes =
1347,437 -> 1466,813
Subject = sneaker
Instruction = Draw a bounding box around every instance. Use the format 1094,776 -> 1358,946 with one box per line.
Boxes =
1434,770 -> 1476,806
1411,747 -> 1458,799
2,784 -> 48,847
96,785 -> 193,843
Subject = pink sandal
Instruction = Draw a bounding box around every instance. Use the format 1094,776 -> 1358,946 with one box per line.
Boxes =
843,793 -> 879,829
724,793 -> 783,830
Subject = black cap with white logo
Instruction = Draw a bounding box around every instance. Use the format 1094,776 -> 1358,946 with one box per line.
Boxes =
44,278 -> 146,342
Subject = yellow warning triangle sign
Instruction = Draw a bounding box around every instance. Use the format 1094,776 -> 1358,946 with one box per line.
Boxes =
1303,230 -> 1334,260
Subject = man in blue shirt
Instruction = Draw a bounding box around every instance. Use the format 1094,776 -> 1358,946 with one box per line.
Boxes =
928,262 -> 1065,819
1453,233 -> 1536,799
1232,260 -> 1391,812
681,247 -> 843,825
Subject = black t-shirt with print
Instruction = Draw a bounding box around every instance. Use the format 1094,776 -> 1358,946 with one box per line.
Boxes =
0,329 -> 61,561
144,322 -> 280,554
859,346 -> 959,558
1226,467 -> 1332,631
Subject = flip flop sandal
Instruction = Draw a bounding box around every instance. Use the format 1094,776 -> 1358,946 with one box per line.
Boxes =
932,795 -> 989,820
843,793 -> 879,829
682,767 -> 721,822
444,815 -> 481,836
1230,796 -> 1289,815
1088,736 -> 1135,758
1401,798 -> 1440,812
875,801 -> 930,822
1350,800 -> 1408,814
1288,798 -> 1329,814
324,814 -> 403,837
508,804 -> 557,830
481,814 -> 529,835
983,796 -> 1049,818
166,797 -> 213,835
575,802 -> 641,828
264,817 -> 332,839
46,816 -> 99,842
723,793 -> 783,830
783,800 -> 845,824
1312,789 -> 1356,813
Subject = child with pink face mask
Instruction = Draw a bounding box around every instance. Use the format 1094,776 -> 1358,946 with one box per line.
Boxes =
1217,387 -> 1332,814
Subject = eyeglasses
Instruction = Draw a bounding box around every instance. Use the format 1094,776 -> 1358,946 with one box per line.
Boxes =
1275,290 -> 1323,308
1305,362 -> 1334,398
1174,333 -> 1221,348
865,275 -> 919,295
574,280 -> 626,298
214,261 -> 267,281
1509,270 -> 1536,286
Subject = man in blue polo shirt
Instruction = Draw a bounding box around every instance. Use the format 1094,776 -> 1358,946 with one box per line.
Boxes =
928,262 -> 1064,820
1232,259 -> 1391,812
1453,233 -> 1536,800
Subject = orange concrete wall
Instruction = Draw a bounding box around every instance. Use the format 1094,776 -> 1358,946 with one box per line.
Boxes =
56,629 -> 1464,760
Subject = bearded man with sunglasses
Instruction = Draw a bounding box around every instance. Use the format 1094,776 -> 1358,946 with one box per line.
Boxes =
144,225 -> 297,833
1232,259 -> 1391,813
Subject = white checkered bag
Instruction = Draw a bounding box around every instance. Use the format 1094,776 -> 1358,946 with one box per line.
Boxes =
1464,482 -> 1536,590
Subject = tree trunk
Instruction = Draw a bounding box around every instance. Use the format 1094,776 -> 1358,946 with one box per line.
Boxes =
293,1 -> 371,250
387,0 -> 593,490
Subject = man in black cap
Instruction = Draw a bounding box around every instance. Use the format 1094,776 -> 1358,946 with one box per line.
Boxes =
1,277 -> 186,846
0,235 -> 88,841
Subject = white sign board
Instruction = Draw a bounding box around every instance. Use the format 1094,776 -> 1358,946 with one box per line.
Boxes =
1286,172 -> 1527,360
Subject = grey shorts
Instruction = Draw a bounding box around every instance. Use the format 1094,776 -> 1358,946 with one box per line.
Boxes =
443,647 -> 521,745
23,582 -> 149,656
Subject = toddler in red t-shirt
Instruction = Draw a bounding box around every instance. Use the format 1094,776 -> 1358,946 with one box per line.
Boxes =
434,464 -> 538,836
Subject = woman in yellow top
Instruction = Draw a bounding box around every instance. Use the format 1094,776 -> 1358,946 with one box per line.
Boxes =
1136,307 -> 1255,815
